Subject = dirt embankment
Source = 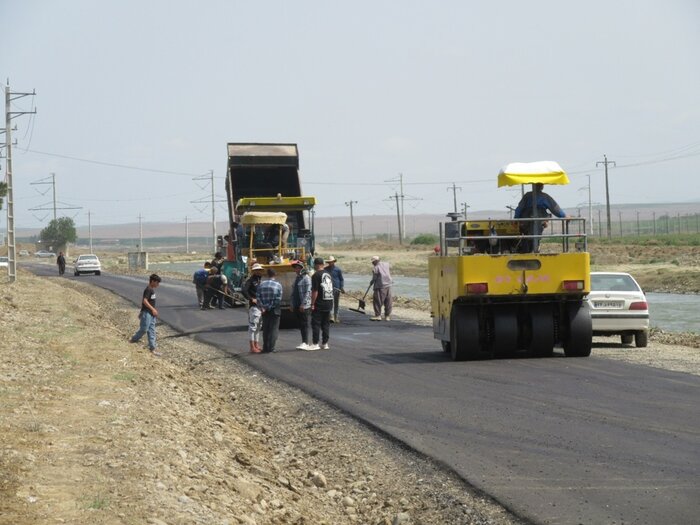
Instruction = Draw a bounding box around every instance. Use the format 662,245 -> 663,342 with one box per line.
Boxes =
0,271 -> 521,525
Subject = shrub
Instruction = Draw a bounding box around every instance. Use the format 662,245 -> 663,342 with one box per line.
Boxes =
410,234 -> 439,246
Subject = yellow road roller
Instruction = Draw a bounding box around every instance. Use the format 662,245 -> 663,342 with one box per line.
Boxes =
429,161 -> 592,360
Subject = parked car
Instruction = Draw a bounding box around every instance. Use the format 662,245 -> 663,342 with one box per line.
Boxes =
588,272 -> 649,347
73,253 -> 102,276
74,254 -> 101,276
19,250 -> 30,256
35,250 -> 56,258
0,256 -> 8,268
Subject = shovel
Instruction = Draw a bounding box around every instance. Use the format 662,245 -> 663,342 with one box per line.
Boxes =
349,282 -> 373,314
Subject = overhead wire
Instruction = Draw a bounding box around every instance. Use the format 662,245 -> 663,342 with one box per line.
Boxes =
15,147 -> 206,177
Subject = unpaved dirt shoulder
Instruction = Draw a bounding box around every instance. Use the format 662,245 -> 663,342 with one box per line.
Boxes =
0,272 -> 522,525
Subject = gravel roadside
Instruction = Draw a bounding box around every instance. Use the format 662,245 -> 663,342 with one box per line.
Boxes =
1,271 -> 524,525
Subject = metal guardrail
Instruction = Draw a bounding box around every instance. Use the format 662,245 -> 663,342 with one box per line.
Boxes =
441,217 -> 587,256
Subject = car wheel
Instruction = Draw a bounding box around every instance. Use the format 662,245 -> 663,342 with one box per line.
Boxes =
95,271 -> 101,276
74,271 -> 79,276
621,334 -> 634,345
635,330 -> 648,348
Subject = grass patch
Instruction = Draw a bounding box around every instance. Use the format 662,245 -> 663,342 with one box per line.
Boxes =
112,372 -> 137,382
86,494 -> 109,510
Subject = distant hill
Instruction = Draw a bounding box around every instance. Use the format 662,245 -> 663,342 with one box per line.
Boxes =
12,202 -> 700,241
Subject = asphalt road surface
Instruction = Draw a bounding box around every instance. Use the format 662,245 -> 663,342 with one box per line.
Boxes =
27,263 -> 700,525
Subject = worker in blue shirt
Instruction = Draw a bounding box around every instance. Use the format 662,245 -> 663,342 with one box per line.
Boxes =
514,183 -> 568,252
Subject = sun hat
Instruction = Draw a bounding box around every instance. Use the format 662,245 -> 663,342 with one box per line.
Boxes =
371,255 -> 380,262
325,255 -> 337,263
291,260 -> 304,268
251,263 -> 264,271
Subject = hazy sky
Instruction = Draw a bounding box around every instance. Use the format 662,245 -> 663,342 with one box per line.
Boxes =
2,0 -> 699,229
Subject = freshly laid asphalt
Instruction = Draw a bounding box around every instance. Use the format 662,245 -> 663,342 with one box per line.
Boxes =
27,263 -> 700,525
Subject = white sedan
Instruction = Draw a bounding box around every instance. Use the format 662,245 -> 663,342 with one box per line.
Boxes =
588,272 -> 649,347
74,254 -> 101,276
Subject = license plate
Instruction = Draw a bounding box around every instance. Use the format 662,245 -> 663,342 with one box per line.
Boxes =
593,301 -> 624,309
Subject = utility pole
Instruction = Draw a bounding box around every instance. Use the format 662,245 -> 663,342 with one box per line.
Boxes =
330,216 -> 334,247
3,81 -> 36,283
636,211 -> 640,236
29,173 -> 81,220
596,155 -> 616,239
185,216 -> 189,254
192,169 -> 220,254
385,174 -> 406,240
618,211 -> 623,237
653,211 -> 656,235
394,192 -> 403,244
506,206 -> 515,219
138,214 -> 143,251
447,183 -> 462,214
597,208 -> 602,237
461,202 -> 470,221
585,174 -> 592,235
359,220 -> 364,242
345,200 -> 358,241
88,210 -> 93,253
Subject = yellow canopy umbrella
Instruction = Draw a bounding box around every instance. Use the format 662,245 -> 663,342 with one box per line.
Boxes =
240,211 -> 288,225
497,161 -> 570,187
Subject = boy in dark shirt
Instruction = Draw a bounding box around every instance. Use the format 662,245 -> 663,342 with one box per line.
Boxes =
130,274 -> 162,355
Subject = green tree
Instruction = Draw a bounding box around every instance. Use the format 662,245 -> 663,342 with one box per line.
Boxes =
40,217 -> 78,252
0,181 -> 7,210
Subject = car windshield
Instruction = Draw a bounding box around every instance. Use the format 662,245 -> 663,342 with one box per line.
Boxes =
0,257 -> 8,262
79,255 -> 98,261
591,274 -> 641,292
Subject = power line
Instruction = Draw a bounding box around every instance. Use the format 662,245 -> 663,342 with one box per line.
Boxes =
16,147 -> 205,177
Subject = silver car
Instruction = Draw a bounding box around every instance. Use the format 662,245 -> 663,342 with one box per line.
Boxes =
0,256 -> 8,268
74,254 -> 101,276
588,271 -> 649,347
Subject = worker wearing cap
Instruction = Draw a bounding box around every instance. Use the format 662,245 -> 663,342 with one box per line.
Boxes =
243,263 -> 265,353
325,255 -> 345,323
370,255 -> 393,321
290,260 -> 312,350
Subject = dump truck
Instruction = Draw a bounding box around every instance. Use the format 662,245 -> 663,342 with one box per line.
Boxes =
221,143 -> 316,323
428,161 -> 593,360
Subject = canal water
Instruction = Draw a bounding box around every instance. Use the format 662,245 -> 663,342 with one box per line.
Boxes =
151,262 -> 699,334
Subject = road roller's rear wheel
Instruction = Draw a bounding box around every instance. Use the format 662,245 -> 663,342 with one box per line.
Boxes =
528,304 -> 555,357
492,307 -> 518,357
563,302 -> 593,357
450,305 -> 485,361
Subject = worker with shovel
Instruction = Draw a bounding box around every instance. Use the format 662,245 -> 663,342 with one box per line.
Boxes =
370,255 -> 393,321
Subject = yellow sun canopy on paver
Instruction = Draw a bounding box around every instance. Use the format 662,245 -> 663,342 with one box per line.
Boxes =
497,161 -> 570,187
